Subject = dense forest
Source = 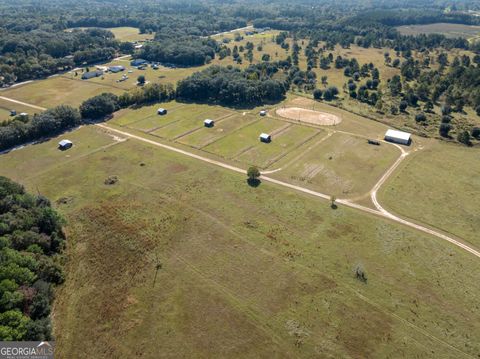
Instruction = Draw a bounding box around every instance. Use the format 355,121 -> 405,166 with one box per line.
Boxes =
0,177 -> 65,340
177,64 -> 288,106
2,0 -> 480,85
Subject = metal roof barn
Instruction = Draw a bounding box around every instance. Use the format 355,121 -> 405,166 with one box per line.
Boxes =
384,129 -> 411,145
259,133 -> 271,143
204,119 -> 214,127
58,139 -> 73,150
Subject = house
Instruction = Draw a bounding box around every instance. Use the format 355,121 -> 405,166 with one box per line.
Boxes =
109,65 -> 125,73
130,59 -> 147,67
204,119 -> 214,127
259,133 -> 271,143
157,108 -> 167,115
384,129 -> 411,145
58,139 -> 73,150
81,70 -> 103,80
260,110 -> 267,116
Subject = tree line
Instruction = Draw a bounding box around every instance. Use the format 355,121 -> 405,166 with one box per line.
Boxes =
0,177 -> 65,340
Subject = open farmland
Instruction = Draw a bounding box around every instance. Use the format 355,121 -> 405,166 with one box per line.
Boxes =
0,76 -> 124,108
379,140 -> 480,248
270,132 -> 401,198
108,27 -> 154,42
397,23 -> 480,39
0,126 -> 479,358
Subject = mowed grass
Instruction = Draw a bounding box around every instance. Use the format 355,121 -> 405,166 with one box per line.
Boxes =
271,132 -> 400,198
0,127 -> 479,358
204,116 -> 286,160
236,124 -> 321,168
108,27 -> 154,42
380,141 -> 480,247
1,76 -> 124,108
179,113 -> 257,148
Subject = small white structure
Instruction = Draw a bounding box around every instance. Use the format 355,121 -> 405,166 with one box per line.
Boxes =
204,119 -> 214,127
19,112 -> 28,117
384,129 -> 411,145
259,133 -> 271,143
58,139 -> 73,150
260,110 -> 267,116
157,108 -> 167,115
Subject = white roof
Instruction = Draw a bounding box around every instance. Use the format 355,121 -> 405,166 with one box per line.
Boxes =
59,139 -> 72,146
260,110 -> 267,114
259,133 -> 270,138
158,108 -> 166,111
204,119 -> 214,123
20,112 -> 28,116
385,129 -> 411,141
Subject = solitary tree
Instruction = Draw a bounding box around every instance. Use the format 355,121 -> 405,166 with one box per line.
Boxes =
137,75 -> 146,85
457,130 -> 471,146
247,166 -> 261,186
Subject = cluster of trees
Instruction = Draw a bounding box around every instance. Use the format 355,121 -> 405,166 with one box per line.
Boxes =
138,37 -> 217,67
0,28 -> 118,85
0,106 -> 81,152
176,65 -> 288,106
0,177 -> 65,340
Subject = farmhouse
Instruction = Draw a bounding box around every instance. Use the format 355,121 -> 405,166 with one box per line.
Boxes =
58,139 -> 73,150
109,65 -> 125,73
384,129 -> 411,145
82,70 -> 103,80
204,119 -> 214,127
131,59 -> 147,67
259,133 -> 271,143
157,108 -> 167,115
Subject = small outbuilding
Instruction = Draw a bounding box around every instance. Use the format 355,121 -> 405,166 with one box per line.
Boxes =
10,110 -> 16,116
204,119 -> 214,127
260,110 -> 267,116
131,59 -> 147,67
157,108 -> 167,115
82,70 -> 103,80
259,133 -> 271,143
109,65 -> 125,73
58,139 -> 73,150
19,112 -> 28,118
384,129 -> 411,145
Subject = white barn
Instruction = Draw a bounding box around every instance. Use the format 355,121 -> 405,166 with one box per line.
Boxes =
384,129 -> 411,145
259,133 -> 271,143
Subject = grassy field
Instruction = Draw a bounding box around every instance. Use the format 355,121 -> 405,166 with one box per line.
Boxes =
1,76 -> 124,108
397,23 -> 480,39
0,98 -> 40,122
0,125 -> 479,358
270,132 -> 401,198
379,140 -> 480,248
108,27 -> 154,42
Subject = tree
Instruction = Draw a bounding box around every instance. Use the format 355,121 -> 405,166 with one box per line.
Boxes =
457,130 -> 471,146
389,75 -> 402,96
247,166 -> 261,187
137,75 -> 146,85
439,123 -> 452,138
313,89 -> 323,100
415,113 -> 427,122
399,100 -> 408,112
472,127 -> 480,140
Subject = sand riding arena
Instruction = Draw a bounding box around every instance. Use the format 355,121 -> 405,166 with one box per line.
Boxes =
276,107 -> 342,126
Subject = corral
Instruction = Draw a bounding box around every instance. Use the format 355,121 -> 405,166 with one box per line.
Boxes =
276,107 -> 342,126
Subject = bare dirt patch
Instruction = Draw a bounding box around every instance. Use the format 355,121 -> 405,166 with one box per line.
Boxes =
276,107 -> 341,126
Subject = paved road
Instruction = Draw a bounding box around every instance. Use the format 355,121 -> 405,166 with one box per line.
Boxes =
96,123 -> 480,258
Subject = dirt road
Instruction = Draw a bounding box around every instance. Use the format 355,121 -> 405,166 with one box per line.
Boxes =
96,123 -> 480,258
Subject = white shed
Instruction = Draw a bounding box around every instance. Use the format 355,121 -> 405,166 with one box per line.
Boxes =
259,110 -> 267,116
157,108 -> 167,115
58,139 -> 73,150
204,119 -> 214,127
259,133 -> 271,143
384,129 -> 411,145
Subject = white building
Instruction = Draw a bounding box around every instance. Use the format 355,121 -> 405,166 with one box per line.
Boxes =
157,108 -> 167,115
384,129 -> 411,145
204,119 -> 214,127
58,139 -> 73,150
259,133 -> 271,143
260,110 -> 267,116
